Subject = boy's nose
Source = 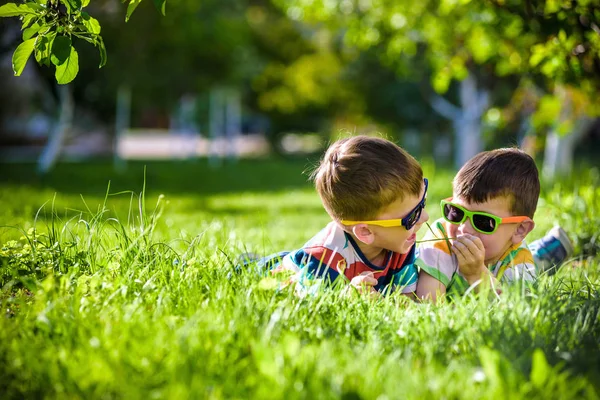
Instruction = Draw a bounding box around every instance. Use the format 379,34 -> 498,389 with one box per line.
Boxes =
420,209 -> 430,224
459,217 -> 476,235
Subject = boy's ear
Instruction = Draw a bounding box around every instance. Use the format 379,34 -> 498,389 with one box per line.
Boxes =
352,224 -> 375,245
512,219 -> 535,244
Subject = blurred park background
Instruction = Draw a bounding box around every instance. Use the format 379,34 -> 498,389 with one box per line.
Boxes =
1,0 -> 599,177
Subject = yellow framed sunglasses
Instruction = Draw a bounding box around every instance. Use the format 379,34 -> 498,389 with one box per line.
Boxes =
341,178 -> 428,230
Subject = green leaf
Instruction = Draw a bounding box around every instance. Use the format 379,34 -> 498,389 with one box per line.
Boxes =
12,38 -> 36,76
55,45 -> 79,84
478,347 -> 500,388
51,35 -> 72,66
125,0 -> 143,22
23,2 -> 44,11
0,3 -> 36,17
35,32 -> 56,66
432,69 -> 451,93
21,13 -> 36,29
62,0 -> 82,13
153,0 -> 166,15
38,23 -> 52,35
257,277 -> 279,290
529,44 -> 548,67
62,0 -> 72,13
467,27 -> 493,63
545,0 -> 561,14
557,119 -> 574,136
97,36 -> 107,67
81,13 -> 101,34
530,349 -> 549,388
558,30 -> 567,42
82,0 -> 90,6
72,32 -> 95,45
23,22 -> 42,40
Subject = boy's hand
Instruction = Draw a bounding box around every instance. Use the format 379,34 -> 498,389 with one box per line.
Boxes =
350,272 -> 380,299
452,234 -> 487,284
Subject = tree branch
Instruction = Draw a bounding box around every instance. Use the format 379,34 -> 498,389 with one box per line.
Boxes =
429,95 -> 462,120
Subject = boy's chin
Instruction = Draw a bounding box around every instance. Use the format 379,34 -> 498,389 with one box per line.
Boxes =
397,240 -> 416,254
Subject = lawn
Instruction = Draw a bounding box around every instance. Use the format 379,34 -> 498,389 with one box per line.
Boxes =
0,159 -> 598,399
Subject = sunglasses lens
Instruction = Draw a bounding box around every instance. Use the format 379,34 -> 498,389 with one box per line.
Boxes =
472,214 -> 497,233
443,204 -> 464,223
405,208 -> 420,229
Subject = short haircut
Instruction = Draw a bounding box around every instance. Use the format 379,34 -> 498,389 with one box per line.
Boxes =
453,148 -> 540,218
312,135 -> 423,221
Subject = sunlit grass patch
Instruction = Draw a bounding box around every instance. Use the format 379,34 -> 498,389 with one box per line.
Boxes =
0,161 -> 598,399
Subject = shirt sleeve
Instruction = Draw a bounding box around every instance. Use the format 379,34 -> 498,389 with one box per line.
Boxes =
281,246 -> 346,295
415,221 -> 457,287
496,248 -> 537,283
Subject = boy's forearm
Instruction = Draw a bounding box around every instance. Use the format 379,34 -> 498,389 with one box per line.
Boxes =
416,271 -> 446,302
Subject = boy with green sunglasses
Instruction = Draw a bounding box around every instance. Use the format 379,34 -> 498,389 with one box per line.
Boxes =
416,148 -> 572,301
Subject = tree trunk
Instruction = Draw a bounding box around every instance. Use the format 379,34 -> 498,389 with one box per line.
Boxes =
543,119 -> 589,179
37,85 -> 73,175
430,72 -> 488,169
114,85 -> 131,171
209,87 -> 225,167
542,86 -> 590,179
455,73 -> 487,168
225,89 -> 241,161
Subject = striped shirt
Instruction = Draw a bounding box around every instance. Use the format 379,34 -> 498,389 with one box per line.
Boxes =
279,222 -> 419,295
416,218 -> 537,296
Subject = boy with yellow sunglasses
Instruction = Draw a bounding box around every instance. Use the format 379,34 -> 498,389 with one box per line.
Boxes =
416,148 -> 572,301
240,135 -> 429,297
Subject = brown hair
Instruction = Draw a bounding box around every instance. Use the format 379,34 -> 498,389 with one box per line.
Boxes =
311,135 -> 423,221
453,148 -> 540,217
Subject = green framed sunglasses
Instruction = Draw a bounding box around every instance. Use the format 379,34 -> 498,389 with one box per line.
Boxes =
440,198 -> 529,235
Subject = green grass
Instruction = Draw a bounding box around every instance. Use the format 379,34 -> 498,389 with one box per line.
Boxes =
0,159 -> 599,399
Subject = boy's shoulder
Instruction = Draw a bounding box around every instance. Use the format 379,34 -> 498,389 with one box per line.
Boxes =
497,241 -> 534,265
497,240 -> 534,268
303,221 -> 350,250
286,222 -> 355,269
494,240 -> 535,279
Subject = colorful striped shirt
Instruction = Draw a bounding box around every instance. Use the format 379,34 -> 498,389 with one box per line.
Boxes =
416,218 -> 537,296
279,222 -> 419,295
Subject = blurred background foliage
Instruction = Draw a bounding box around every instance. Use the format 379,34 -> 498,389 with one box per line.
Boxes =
1,0 -> 599,169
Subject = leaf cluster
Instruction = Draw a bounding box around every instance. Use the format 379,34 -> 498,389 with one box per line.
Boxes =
0,230 -> 89,288
275,0 -> 600,109
0,0 -> 165,84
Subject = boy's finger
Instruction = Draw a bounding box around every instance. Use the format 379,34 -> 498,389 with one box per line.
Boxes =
455,236 -> 475,250
461,237 -> 480,253
363,276 -> 378,286
452,245 -> 468,264
465,234 -> 485,251
359,271 -> 377,285
453,241 -> 471,257
457,235 -> 485,255
351,275 -> 378,286
453,252 -> 465,264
